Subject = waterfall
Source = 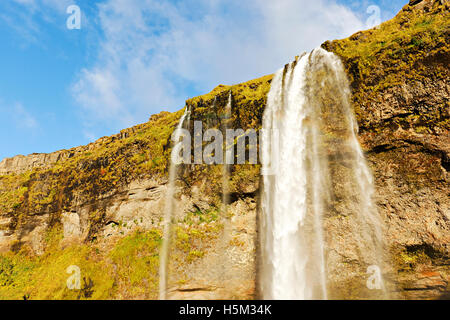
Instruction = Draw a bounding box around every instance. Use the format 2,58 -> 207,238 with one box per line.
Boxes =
222,91 -> 232,211
260,48 -> 386,299
219,91 -> 233,280
159,108 -> 188,300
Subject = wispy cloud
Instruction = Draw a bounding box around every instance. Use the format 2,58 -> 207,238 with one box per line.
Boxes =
2,0 -> 75,44
0,99 -> 38,130
11,103 -> 38,129
13,0 -> 73,13
0,2 -> 41,44
72,0 -> 364,136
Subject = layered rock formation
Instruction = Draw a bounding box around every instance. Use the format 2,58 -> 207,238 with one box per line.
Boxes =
0,0 -> 448,299
323,0 -> 449,298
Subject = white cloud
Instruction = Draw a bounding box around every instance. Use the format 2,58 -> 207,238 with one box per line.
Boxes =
73,0 -> 364,133
73,68 -> 123,118
13,0 -> 36,6
13,103 -> 38,129
13,0 -> 72,12
3,0 -> 75,44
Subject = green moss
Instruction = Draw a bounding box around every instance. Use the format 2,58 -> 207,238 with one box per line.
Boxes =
183,208 -> 219,225
394,244 -> 445,272
0,109 -> 185,232
174,217 -> 223,266
187,250 -> 205,262
322,2 -> 449,131
0,228 -> 164,300
0,172 -> 31,212
0,243 -> 114,300
187,74 -> 272,131
182,74 -> 272,200
109,229 -> 162,298
31,245 -> 114,300
0,252 -> 37,299
187,75 -> 272,109
400,251 -> 427,265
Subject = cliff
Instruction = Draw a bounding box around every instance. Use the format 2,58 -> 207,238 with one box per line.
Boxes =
0,0 -> 448,299
323,0 -> 449,298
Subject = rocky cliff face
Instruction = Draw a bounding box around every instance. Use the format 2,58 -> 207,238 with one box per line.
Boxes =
0,0 -> 448,300
323,0 -> 449,298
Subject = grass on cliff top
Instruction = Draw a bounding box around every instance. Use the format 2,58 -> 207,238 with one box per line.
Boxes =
324,1 -> 449,104
50,108 -> 185,178
0,65 -> 273,217
0,109 -> 185,216
186,74 -> 273,108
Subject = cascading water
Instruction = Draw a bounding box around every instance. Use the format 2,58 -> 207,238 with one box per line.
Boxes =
218,91 -> 233,280
260,48 -> 386,299
159,108 -> 188,300
222,91 -> 232,212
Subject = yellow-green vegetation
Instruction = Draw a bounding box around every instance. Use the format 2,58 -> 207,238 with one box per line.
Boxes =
187,75 -> 272,131
0,172 -> 31,213
229,236 -> 246,247
230,164 -> 260,194
182,75 -> 272,200
0,110 -> 184,224
395,244 -> 445,271
174,222 -> 222,262
172,207 -> 223,269
322,1 -> 449,131
0,228 -> 162,300
400,250 -> 429,265
0,2 -> 447,221
0,68 -> 271,230
109,229 -> 162,299
182,207 -> 219,225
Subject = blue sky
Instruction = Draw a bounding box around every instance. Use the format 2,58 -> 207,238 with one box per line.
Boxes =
0,0 -> 406,161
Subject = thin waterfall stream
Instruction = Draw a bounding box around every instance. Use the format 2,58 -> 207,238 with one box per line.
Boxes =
222,91 -> 232,212
220,91 -> 233,279
159,108 -> 188,300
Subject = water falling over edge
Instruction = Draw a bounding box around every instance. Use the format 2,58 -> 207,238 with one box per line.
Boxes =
159,108 -> 188,300
260,48 -> 388,299
220,91 -> 233,280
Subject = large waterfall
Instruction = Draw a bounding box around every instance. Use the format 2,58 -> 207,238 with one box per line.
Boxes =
260,48 -> 386,299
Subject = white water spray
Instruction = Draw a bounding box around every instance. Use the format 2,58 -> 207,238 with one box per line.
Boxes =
222,91 -> 232,209
159,108 -> 188,300
260,48 -> 385,299
219,91 -> 233,279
